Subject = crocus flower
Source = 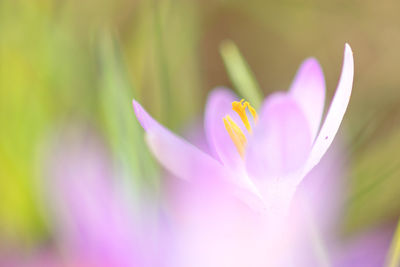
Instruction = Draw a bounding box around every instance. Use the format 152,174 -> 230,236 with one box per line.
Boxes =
132,44 -> 354,214
157,121 -> 349,267
38,127 -> 161,267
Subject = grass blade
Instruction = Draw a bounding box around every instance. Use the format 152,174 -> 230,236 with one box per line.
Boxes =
220,40 -> 263,108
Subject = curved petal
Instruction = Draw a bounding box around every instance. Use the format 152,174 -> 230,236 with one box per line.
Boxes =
301,44 -> 354,181
289,58 -> 326,141
245,93 -> 312,181
133,99 -> 226,181
204,88 -> 248,170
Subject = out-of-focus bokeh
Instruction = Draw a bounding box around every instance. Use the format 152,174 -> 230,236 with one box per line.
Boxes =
1,0 -> 400,262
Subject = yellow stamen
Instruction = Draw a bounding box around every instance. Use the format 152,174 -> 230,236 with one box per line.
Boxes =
223,115 -> 247,158
245,102 -> 258,124
224,99 -> 258,158
232,99 -> 258,133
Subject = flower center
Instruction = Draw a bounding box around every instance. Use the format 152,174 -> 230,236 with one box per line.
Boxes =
223,99 -> 258,158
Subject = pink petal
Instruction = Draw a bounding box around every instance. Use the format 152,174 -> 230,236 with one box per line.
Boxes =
245,93 -> 312,181
301,44 -> 354,180
204,88 -> 246,170
133,99 -> 226,181
289,58 -> 326,141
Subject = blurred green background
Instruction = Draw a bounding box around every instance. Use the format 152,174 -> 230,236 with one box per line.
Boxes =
1,0 -> 400,250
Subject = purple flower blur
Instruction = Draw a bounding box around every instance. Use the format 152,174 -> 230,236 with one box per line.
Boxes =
39,127 -> 161,267
132,44 -> 354,214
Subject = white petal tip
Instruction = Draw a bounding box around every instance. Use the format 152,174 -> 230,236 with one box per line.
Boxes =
132,99 -> 140,112
345,43 -> 353,55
